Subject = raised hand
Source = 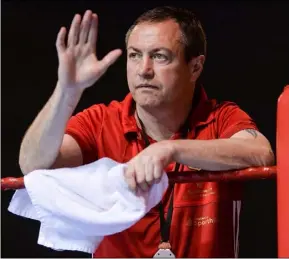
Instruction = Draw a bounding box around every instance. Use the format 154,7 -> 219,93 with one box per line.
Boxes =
56,10 -> 122,91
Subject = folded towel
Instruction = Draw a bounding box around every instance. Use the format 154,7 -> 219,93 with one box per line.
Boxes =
8,157 -> 169,253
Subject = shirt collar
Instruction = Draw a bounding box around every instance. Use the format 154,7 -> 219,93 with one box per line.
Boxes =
120,86 -> 216,136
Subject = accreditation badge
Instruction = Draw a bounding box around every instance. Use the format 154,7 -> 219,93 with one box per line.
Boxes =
153,242 -> 175,258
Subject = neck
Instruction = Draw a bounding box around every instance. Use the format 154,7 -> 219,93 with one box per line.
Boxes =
135,100 -> 193,141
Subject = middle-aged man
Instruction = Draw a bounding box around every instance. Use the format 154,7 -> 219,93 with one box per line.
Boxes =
19,6 -> 274,258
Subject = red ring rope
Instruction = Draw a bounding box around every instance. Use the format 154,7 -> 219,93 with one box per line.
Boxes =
1,166 -> 276,191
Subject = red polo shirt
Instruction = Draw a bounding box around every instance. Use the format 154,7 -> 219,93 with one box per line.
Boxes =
65,88 -> 258,258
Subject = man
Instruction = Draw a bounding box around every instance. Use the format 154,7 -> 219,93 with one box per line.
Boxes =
19,6 -> 274,258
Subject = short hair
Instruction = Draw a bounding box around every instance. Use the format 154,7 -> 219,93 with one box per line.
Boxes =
125,6 -> 207,63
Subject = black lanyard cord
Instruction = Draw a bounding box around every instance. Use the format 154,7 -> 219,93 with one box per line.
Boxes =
158,173 -> 176,243
136,113 -> 187,244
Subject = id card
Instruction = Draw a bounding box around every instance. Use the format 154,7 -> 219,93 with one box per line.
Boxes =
153,249 -> 175,258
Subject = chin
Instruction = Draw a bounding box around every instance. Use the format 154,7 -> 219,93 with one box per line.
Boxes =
133,93 -> 163,108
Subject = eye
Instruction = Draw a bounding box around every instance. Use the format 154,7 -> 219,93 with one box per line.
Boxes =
153,53 -> 167,61
128,52 -> 141,60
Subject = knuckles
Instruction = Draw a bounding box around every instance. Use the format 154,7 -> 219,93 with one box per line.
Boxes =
124,150 -> 166,190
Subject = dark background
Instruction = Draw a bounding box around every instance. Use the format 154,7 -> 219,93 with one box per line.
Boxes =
2,0 -> 289,257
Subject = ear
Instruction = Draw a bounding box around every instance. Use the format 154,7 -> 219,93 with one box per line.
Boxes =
189,55 -> 205,82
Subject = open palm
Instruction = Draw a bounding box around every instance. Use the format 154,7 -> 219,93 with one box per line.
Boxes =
56,10 -> 122,90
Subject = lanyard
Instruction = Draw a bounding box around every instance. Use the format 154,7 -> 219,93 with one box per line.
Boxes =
136,113 -> 190,246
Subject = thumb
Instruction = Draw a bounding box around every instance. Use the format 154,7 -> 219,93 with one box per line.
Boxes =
100,49 -> 122,71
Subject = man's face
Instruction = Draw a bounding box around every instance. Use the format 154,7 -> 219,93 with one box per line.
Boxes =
126,19 -> 196,109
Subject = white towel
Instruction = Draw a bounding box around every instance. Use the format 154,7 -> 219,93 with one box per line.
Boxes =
8,157 -> 169,254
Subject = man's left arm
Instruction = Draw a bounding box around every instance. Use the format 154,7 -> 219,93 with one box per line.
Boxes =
124,103 -> 275,191
171,129 -> 275,171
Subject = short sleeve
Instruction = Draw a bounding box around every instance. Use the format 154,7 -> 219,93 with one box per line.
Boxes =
216,102 -> 259,138
65,105 -> 104,164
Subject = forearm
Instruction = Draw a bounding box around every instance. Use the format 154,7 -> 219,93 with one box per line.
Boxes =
19,83 -> 83,174
171,139 -> 275,171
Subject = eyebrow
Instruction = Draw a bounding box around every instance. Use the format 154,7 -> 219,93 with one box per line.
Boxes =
127,47 -> 172,53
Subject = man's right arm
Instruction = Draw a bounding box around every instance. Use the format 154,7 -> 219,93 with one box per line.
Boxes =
19,84 -> 84,174
19,10 -> 122,175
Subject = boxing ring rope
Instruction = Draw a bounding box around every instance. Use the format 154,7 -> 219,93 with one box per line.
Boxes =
1,85 -> 288,258
1,166 -> 277,190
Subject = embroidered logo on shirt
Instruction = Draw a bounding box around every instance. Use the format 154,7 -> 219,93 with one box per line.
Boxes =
186,216 -> 217,227
182,185 -> 215,200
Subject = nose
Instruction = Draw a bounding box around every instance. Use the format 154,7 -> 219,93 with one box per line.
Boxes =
138,56 -> 154,79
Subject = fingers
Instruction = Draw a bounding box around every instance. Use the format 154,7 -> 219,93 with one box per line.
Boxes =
57,10 -> 119,64
136,167 -> 150,192
125,161 -> 149,192
56,27 -> 67,54
124,167 -> 137,192
88,13 -> 98,49
125,154 -> 165,193
145,162 -> 154,186
153,163 -> 163,183
100,49 -> 122,70
79,10 -> 93,45
67,14 -> 81,47
65,10 -> 97,48
136,161 -> 163,191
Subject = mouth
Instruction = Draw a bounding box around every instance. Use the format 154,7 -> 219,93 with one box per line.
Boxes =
136,84 -> 159,89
